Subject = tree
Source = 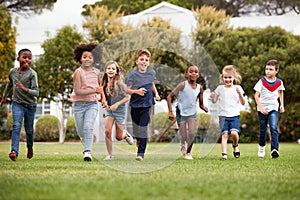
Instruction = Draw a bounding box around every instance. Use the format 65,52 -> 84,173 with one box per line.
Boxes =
83,0 -> 300,17
0,6 -> 16,96
34,25 -> 84,143
1,0 -> 56,14
82,0 -> 191,16
82,5 -> 132,43
207,26 -> 300,133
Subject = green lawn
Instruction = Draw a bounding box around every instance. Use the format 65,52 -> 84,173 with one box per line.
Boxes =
0,142 -> 299,200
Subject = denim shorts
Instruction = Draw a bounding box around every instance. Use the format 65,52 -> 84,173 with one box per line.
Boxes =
219,116 -> 240,135
105,105 -> 126,124
176,106 -> 196,124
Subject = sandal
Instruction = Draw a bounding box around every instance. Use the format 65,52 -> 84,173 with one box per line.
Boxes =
233,144 -> 240,158
221,153 -> 227,160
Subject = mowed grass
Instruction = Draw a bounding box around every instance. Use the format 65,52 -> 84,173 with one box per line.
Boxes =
0,142 -> 299,200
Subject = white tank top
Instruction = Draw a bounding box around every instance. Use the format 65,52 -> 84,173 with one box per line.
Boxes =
177,80 -> 200,116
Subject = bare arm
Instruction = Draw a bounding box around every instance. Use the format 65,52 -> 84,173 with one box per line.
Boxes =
279,90 -> 285,113
198,86 -> 208,112
152,82 -> 161,101
167,82 -> 185,121
109,93 -> 130,112
126,85 -> 147,96
254,91 -> 268,115
236,86 -> 245,105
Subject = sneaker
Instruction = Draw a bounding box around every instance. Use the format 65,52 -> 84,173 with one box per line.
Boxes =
258,145 -> 266,158
9,151 -> 17,161
124,130 -> 134,145
135,156 -> 143,161
27,148 -> 33,159
271,149 -> 279,158
83,151 -> 92,161
103,155 -> 114,161
221,153 -> 228,160
184,153 -> 193,160
180,144 -> 186,155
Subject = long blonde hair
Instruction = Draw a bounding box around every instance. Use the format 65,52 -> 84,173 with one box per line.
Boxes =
220,65 -> 242,85
101,60 -> 123,96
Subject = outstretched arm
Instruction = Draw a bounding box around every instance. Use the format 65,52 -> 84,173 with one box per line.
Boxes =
152,82 -> 161,101
167,82 -> 185,121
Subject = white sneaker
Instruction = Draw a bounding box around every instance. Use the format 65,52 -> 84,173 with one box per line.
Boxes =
135,156 -> 143,161
124,130 -> 134,145
258,145 -> 266,158
185,153 -> 193,160
103,155 -> 114,161
83,151 -> 92,161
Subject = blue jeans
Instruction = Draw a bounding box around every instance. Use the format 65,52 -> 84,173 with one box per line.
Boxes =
258,110 -> 279,151
11,101 -> 37,156
74,102 -> 98,153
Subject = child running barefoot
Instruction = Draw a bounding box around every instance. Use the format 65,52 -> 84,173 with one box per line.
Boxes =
210,65 -> 245,160
167,65 -> 208,160
70,43 -> 107,161
102,61 -> 134,161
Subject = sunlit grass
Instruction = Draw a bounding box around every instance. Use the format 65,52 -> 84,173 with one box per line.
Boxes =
0,142 -> 299,200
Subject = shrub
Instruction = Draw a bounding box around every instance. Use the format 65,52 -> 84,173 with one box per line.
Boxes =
65,116 -> 79,141
280,103 -> 300,142
35,115 -> 59,141
196,113 -> 211,128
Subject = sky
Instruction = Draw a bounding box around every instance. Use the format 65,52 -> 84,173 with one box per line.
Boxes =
13,0 -> 98,54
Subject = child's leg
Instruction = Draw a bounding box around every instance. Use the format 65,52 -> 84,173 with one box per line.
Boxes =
258,112 -> 269,147
221,133 -> 229,155
186,119 -> 196,154
24,104 -> 37,159
104,116 -> 115,156
179,122 -> 187,154
82,103 -> 98,153
11,102 -> 25,156
115,123 -> 125,141
268,110 -> 279,151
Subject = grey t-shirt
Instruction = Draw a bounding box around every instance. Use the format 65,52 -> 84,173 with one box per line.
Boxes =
2,67 -> 39,105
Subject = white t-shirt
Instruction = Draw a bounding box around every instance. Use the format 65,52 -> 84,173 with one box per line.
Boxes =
214,85 -> 244,117
253,77 -> 285,112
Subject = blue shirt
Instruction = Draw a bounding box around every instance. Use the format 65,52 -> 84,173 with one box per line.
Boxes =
126,68 -> 156,108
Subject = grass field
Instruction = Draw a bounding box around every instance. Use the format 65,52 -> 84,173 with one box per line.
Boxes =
0,142 -> 299,200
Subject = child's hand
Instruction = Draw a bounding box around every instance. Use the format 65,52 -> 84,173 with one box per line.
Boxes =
236,86 -> 242,95
154,94 -> 161,101
201,106 -> 208,113
279,106 -> 285,113
101,101 -> 108,109
260,108 -> 268,115
95,86 -> 103,94
109,103 -> 119,112
136,88 -> 147,96
168,112 -> 175,121
16,82 -> 28,93
0,98 -> 6,107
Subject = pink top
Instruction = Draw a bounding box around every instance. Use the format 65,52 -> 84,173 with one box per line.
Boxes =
70,67 -> 101,102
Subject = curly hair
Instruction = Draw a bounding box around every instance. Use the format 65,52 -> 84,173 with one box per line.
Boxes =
73,43 -> 102,64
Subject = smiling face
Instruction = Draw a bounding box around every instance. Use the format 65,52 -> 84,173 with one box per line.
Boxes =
186,66 -> 199,82
105,63 -> 119,78
222,70 -> 235,87
80,51 -> 94,68
18,50 -> 32,70
136,54 -> 150,73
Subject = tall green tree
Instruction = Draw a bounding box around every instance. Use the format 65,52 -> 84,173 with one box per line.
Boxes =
34,25 -> 84,143
0,6 -> 16,96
